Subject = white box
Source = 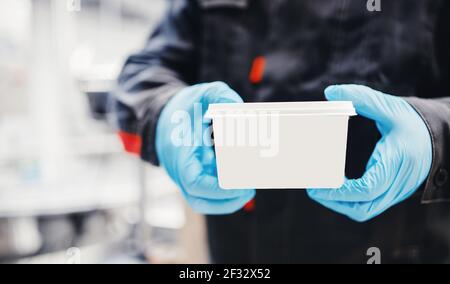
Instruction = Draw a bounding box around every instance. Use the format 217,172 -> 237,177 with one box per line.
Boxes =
205,101 -> 357,189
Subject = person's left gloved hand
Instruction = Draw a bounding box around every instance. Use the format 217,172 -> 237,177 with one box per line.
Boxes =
307,84 -> 432,222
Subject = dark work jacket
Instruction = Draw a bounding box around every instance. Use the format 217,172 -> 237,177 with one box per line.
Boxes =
114,0 -> 450,263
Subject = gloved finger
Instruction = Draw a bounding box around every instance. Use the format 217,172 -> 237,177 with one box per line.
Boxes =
306,197 -> 379,222
199,146 -> 217,175
195,121 -> 215,173
308,186 -> 397,222
308,156 -> 417,222
200,119 -> 214,148
308,180 -> 416,222
201,82 -> 242,123
307,162 -> 388,202
202,82 -> 244,106
307,163 -> 388,202
183,190 -> 256,215
324,84 -> 395,130
178,147 -> 255,200
307,137 -> 399,202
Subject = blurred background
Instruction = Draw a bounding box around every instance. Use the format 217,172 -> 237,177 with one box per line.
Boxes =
0,0 -> 208,264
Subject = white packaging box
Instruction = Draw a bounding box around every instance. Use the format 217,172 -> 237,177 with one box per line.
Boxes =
205,101 -> 357,189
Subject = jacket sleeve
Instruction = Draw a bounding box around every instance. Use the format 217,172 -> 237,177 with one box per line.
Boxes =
406,97 -> 450,203
113,0 -> 200,165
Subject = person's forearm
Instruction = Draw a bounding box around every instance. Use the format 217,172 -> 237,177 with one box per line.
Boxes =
406,97 -> 450,203
113,0 -> 199,165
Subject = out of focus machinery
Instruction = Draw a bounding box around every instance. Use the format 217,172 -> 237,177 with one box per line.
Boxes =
0,0 -> 196,264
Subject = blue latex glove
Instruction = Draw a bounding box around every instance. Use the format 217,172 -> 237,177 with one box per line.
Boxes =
307,84 -> 432,222
156,82 -> 255,215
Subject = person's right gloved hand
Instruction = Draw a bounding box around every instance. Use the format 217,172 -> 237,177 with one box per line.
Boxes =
156,82 -> 256,215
